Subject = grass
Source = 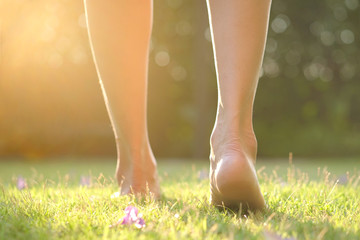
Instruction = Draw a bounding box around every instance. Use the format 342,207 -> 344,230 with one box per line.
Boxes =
0,157 -> 359,240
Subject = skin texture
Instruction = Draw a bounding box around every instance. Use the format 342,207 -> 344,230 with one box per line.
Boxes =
207,0 -> 272,210
84,0 -> 272,209
84,0 -> 160,198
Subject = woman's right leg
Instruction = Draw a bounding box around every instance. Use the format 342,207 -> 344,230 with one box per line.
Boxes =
84,0 -> 160,198
207,0 -> 271,210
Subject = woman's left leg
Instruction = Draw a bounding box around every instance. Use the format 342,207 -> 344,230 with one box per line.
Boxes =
84,0 -> 160,197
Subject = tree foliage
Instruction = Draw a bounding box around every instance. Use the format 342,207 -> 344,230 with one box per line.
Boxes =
0,0 -> 359,158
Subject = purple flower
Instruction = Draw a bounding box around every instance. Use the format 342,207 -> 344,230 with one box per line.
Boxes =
110,206 -> 146,229
121,206 -> 139,224
80,176 -> 91,187
17,176 -> 27,190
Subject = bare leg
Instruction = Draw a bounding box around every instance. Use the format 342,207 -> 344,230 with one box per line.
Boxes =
84,0 -> 160,198
207,0 -> 272,210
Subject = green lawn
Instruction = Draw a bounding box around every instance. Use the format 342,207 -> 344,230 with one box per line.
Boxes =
0,158 -> 359,239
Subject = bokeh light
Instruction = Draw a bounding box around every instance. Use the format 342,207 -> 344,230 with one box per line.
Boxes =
1,0 -> 360,159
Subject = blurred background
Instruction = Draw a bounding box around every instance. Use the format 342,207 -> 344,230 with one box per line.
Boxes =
0,0 -> 360,160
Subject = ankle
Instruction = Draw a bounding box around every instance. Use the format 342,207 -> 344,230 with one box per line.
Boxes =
211,113 -> 256,144
210,112 -> 257,162
115,134 -> 150,154
115,138 -> 158,189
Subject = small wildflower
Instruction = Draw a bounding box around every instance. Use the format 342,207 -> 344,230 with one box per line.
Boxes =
17,176 -> 27,190
110,206 -> 145,229
264,230 -> 296,240
174,213 -> 180,219
80,176 -> 91,187
338,174 -> 348,185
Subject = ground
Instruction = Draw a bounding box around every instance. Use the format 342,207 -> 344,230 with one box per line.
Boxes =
0,158 -> 359,239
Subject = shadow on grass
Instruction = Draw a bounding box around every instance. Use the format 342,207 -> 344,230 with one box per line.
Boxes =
257,208 -> 357,240
160,194 -> 358,240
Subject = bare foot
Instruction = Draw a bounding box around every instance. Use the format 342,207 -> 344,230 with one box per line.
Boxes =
115,141 -> 160,199
209,121 -> 266,211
